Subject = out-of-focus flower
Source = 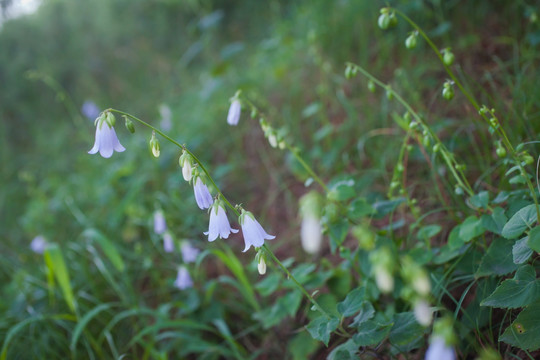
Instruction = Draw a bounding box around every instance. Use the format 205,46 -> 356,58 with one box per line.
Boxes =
81,100 -> 100,121
425,337 -> 456,360
30,235 -> 47,254
181,241 -> 200,263
179,150 -> 193,182
88,113 -> 125,158
204,201 -> 238,241
159,104 -> 172,132
239,209 -> 275,252
227,99 -> 241,126
154,210 -> 167,235
414,299 -> 433,326
174,266 -> 193,290
299,191 -> 323,254
374,266 -> 394,294
163,232 -> 174,253
193,176 -> 213,210
370,247 -> 395,294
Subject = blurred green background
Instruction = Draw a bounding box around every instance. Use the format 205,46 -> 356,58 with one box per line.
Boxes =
1,0 -> 540,358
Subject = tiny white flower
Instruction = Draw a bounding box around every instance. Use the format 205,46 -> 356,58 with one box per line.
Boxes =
153,210 -> 167,235
414,299 -> 433,327
174,266 -> 193,290
413,273 -> 431,297
163,232 -> 174,253
179,150 -> 194,182
425,337 -> 456,360
258,257 -> 267,275
227,99 -> 241,126
301,216 -> 322,254
239,210 -> 275,252
88,120 -> 125,158
30,235 -> 47,254
181,241 -> 200,263
204,201 -> 238,241
193,176 -> 213,210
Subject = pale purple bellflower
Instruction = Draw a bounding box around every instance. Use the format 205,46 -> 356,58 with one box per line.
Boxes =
81,100 -> 101,121
88,113 -> 125,158
227,99 -> 241,126
163,232 -> 174,253
153,210 -> 167,235
204,201 -> 239,241
239,209 -> 275,252
30,235 -> 47,254
193,176 -> 213,210
181,241 -> 200,263
174,265 -> 193,290
425,337 -> 456,360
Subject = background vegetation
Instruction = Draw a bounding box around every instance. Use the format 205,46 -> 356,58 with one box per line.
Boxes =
1,0 -> 540,358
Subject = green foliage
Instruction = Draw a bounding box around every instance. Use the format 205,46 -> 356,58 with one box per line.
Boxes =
2,0 -> 540,358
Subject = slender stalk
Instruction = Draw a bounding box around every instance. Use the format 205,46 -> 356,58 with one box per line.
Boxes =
107,108 -> 331,318
393,8 -> 540,222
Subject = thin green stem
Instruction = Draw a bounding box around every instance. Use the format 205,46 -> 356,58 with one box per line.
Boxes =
107,108 -> 330,318
393,8 -> 540,222
263,245 -> 332,320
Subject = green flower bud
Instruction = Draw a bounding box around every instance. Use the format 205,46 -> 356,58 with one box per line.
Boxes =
496,146 -> 506,158
396,163 -> 404,173
442,81 -> 454,100
106,111 -> 116,127
405,32 -> 417,49
368,80 -> 376,93
149,131 -> 160,158
378,13 -> 390,30
386,88 -> 394,100
408,121 -> 419,130
443,49 -> 455,66
522,153 -> 534,165
422,135 -> 431,147
124,117 -> 135,133
390,181 -> 400,190
389,12 -> 398,27
455,186 -> 464,196
432,143 -> 441,152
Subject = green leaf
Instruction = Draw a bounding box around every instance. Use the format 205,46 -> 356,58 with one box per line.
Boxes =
352,320 -> 392,346
458,216 -> 485,242
417,225 -> 442,240
481,265 -> 540,309
71,303 -> 114,351
501,204 -> 537,239
328,218 -> 349,252
388,312 -> 425,348
481,207 -> 507,235
350,301 -> 375,327
327,338 -> 360,360
44,243 -> 76,312
527,226 -> 540,252
337,287 -> 366,317
513,237 -> 533,265
476,238 -> 519,277
306,316 -> 339,346
372,198 -> 406,218
469,191 -> 489,209
90,230 -> 125,271
500,300 -> 540,351
255,273 -> 281,296
289,331 -> 319,360
348,198 -> 374,220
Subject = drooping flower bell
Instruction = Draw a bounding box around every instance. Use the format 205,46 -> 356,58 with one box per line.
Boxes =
88,112 -> 125,158
153,210 -> 167,235
181,241 -> 200,263
239,209 -> 275,252
192,174 -> 213,210
425,337 -> 456,360
174,265 -> 193,290
163,232 -> 174,253
204,200 -> 238,241
179,150 -> 194,182
227,99 -> 241,126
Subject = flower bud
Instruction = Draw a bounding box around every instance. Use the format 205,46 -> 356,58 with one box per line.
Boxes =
256,249 -> 267,275
432,143 -> 441,152
405,32 -> 417,49
414,299 -> 433,326
179,150 -> 194,182
367,80 -> 376,93
299,191 -> 323,254
388,12 -> 398,27
442,81 -> 454,100
106,111 -> 116,127
124,117 -> 135,133
496,145 -> 506,158
149,131 -> 160,158
378,13 -> 390,30
455,186 -> 464,196
442,49 -> 455,66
